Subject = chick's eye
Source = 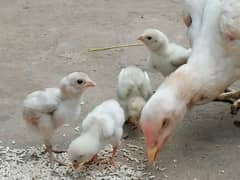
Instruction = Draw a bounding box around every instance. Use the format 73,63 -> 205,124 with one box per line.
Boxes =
147,36 -> 152,40
77,79 -> 84,84
183,14 -> 192,28
73,160 -> 78,163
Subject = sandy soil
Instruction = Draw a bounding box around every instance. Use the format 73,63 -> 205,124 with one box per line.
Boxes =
0,0 -> 240,179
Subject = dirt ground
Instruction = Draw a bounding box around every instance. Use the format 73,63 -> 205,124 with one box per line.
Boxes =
1,0 -> 240,179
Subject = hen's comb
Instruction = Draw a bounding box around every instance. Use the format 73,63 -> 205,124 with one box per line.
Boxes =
143,123 -> 153,146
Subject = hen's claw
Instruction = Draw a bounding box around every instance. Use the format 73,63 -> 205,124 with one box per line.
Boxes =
217,90 -> 240,100
215,90 -> 240,115
231,99 -> 240,115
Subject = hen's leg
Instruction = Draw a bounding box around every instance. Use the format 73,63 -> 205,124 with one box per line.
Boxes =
217,90 -> 240,100
217,90 -> 240,115
231,99 -> 240,127
231,99 -> 240,115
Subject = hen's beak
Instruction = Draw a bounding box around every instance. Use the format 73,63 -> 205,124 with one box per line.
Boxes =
146,136 -> 169,163
85,79 -> 96,87
147,145 -> 161,163
137,35 -> 144,41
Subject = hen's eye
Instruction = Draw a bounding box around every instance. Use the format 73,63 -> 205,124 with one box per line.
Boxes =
77,79 -> 84,84
162,119 -> 169,128
147,36 -> 152,40
183,14 -> 192,28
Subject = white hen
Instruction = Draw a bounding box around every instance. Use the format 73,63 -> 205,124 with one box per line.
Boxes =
117,66 -> 152,128
68,99 -> 125,169
140,0 -> 240,163
138,29 -> 191,76
23,72 -> 96,164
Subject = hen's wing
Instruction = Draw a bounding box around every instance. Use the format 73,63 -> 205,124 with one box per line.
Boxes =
170,45 -> 191,67
221,0 -> 240,40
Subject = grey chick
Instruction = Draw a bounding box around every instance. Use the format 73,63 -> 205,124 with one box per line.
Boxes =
117,66 -> 152,128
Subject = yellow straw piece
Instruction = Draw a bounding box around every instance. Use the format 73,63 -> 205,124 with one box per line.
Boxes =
88,43 -> 144,52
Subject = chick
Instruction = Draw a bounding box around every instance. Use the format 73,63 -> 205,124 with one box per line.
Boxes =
23,72 -> 96,165
117,66 -> 152,128
68,99 -> 125,169
138,29 -> 191,76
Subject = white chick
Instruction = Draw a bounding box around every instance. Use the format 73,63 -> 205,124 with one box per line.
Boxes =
138,29 -> 191,76
117,66 -> 152,128
68,99 -> 125,169
23,72 -> 96,165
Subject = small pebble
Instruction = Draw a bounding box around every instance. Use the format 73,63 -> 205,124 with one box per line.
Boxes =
149,175 -> 155,179
63,124 -> 70,127
80,101 -> 85,105
173,159 -> 177,163
158,167 -> 167,172
219,169 -> 225,174
163,174 -> 168,178
74,126 -> 80,132
11,141 -> 16,145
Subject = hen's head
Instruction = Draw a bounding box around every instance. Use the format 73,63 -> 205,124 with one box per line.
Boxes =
140,89 -> 186,163
138,29 -> 169,52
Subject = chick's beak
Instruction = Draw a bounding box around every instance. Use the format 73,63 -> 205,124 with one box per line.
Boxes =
137,35 -> 144,42
85,79 -> 96,87
72,162 -> 80,169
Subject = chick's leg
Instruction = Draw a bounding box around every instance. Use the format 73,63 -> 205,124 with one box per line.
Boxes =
44,141 -> 68,167
52,149 -> 67,153
44,143 -> 54,167
89,154 -> 98,163
110,145 -> 119,166
41,145 -> 66,154
128,117 -> 141,130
